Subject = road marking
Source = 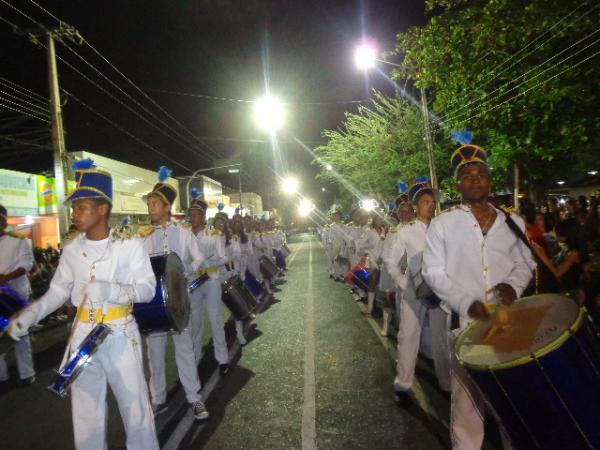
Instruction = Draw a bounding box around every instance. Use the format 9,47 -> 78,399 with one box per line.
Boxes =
302,240 -> 317,450
162,240 -> 304,449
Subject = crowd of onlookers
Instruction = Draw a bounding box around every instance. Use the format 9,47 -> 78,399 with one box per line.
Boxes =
519,195 -> 600,320
29,245 -> 60,299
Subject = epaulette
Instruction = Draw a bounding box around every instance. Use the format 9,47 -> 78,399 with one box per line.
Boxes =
439,205 -> 460,214
6,231 -> 26,239
180,222 -> 192,230
62,229 -> 80,244
111,224 -> 135,242
210,229 -> 222,237
407,220 -> 416,226
389,226 -> 398,234
138,225 -> 156,238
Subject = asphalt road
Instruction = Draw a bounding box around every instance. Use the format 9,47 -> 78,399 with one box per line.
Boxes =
1,233 -> 453,449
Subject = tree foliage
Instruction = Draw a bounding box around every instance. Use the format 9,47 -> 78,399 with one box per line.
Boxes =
391,0 -> 600,191
314,92 -> 452,207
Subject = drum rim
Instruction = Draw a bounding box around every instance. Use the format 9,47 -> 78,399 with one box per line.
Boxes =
455,296 -> 585,371
164,252 -> 190,332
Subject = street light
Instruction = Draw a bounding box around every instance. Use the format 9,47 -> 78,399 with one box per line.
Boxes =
557,181 -> 565,185
281,175 -> 299,195
325,164 -> 333,171
298,199 -> 314,217
354,43 -> 377,70
253,96 -> 285,133
360,198 -> 378,212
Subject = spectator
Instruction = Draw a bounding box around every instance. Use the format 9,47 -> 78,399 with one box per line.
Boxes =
531,218 -> 588,301
565,198 -> 577,219
585,198 -> 600,250
578,195 -> 588,214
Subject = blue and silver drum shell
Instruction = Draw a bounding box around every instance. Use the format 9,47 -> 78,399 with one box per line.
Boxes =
48,324 -> 111,398
244,270 -> 263,300
273,250 -> 287,270
0,285 -> 29,354
352,267 -> 369,291
133,252 -> 190,334
456,294 -> 600,449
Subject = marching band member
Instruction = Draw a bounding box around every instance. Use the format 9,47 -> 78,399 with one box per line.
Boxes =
321,221 -> 333,278
347,209 -> 370,299
8,159 -> 159,450
0,204 -> 36,385
378,219 -> 399,337
384,179 -> 451,406
422,136 -> 534,449
244,216 -> 269,295
213,213 -> 247,345
140,167 -> 209,420
329,208 -> 349,281
358,213 -> 386,319
187,193 -> 230,376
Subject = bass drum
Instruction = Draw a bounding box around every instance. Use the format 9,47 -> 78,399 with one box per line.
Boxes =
133,253 -> 190,334
0,285 -> 29,353
222,275 -> 257,320
456,294 -> 600,449
259,255 -> 280,280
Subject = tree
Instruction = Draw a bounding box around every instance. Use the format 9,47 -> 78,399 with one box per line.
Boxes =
390,0 -> 600,195
314,91 -> 452,208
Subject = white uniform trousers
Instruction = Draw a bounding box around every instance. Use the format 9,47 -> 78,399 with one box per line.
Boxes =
189,279 -> 229,365
394,292 -> 451,392
70,318 -> 158,450
146,326 -> 202,405
0,335 -> 35,380
449,331 -> 512,450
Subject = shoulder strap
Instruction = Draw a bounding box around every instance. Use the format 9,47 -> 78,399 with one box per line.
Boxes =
500,209 -> 533,252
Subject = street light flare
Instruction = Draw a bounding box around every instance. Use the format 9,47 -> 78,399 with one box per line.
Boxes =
281,175 -> 299,195
298,199 -> 314,217
354,42 -> 377,70
253,96 -> 285,133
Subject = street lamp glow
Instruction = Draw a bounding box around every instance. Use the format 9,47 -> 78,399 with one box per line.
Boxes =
298,199 -> 314,217
325,164 -> 333,171
588,170 -> 598,175
557,180 -> 565,185
253,96 -> 285,133
281,176 -> 299,195
354,43 -> 377,70
321,187 -> 326,192
360,198 -> 378,211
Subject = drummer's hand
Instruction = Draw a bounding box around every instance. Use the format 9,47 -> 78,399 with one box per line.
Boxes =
7,307 -> 38,341
493,283 -> 517,306
468,301 -> 490,320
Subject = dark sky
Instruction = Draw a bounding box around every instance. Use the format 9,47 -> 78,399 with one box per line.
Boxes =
1,0 -> 424,205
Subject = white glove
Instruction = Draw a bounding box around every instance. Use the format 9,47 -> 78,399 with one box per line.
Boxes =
7,307 -> 38,341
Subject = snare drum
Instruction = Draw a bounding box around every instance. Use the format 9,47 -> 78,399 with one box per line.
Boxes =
259,255 -> 280,280
273,249 -> 287,270
456,294 -> 600,449
48,324 -> 111,397
222,275 -> 257,320
133,253 -> 190,334
0,285 -> 29,354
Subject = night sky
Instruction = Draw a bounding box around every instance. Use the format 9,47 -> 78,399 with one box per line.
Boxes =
1,0 -> 424,206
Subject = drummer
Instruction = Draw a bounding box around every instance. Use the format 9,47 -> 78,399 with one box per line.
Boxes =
384,179 -> 451,405
140,167 -> 208,421
213,212 -> 248,345
243,216 -> 270,296
0,204 -> 36,385
329,207 -> 350,282
8,159 -> 159,450
187,193 -> 230,376
422,137 -> 534,450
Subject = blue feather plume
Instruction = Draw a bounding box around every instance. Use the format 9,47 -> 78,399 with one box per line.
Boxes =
388,202 -> 396,212
217,202 -> 225,211
415,175 -> 429,183
235,208 -> 240,214
190,187 -> 201,199
451,128 -> 473,145
71,158 -> 95,170
121,216 -> 130,226
157,166 -> 172,182
396,180 -> 408,193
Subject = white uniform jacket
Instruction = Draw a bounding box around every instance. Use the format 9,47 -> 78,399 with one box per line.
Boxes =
0,234 -> 33,298
422,205 -> 534,321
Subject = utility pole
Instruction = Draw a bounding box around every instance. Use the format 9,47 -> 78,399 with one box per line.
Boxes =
420,86 -> 438,191
47,32 -> 69,240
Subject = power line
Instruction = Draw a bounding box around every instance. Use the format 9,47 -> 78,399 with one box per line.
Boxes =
0,99 -> 50,123
0,89 -> 49,115
430,32 -> 600,132
62,88 -> 190,173
438,1 -> 599,116
429,46 -> 600,135
0,76 -> 49,104
436,21 -> 600,124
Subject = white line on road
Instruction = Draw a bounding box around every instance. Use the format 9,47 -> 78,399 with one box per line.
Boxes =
162,240 -> 304,449
302,240 -> 317,450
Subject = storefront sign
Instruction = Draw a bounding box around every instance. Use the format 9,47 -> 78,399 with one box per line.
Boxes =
0,168 -> 38,216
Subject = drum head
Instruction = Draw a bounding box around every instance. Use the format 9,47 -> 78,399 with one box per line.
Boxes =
164,253 -> 190,332
456,294 -> 582,370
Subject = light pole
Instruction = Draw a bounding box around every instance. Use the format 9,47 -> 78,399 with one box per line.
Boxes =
185,163 -> 242,209
354,42 -> 438,191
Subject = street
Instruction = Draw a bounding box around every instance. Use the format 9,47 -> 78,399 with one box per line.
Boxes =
2,234 -> 453,449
